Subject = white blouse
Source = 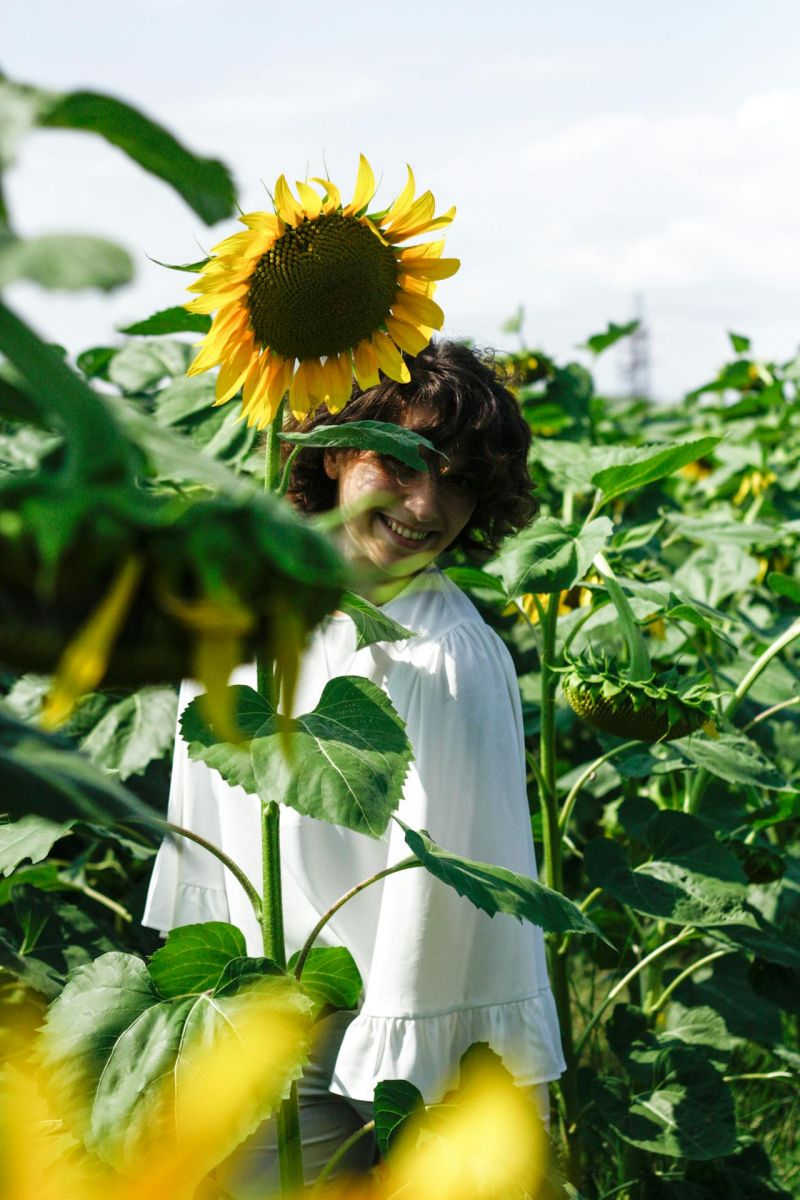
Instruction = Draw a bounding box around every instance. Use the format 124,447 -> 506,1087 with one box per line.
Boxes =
143,566 -> 565,1102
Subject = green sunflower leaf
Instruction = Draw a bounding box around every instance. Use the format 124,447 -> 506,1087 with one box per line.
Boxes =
278,421 -> 439,471
288,946 -> 363,1020
79,686 -> 177,780
337,590 -> 414,649
399,822 -> 604,938
40,90 -> 237,224
183,677 -> 412,838
767,572 -> 800,604
147,922 -> 248,998
35,951 -> 311,1175
491,516 -> 613,597
373,1079 -> 427,1156
119,306 -> 212,337
672,730 -> 790,791
0,234 -> 133,292
0,813 -> 74,876
591,437 -> 721,504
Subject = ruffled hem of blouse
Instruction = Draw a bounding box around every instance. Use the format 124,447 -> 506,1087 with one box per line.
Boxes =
141,878 -> 229,933
329,988 -> 566,1103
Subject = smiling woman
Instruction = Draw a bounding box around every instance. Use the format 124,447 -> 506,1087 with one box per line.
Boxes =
143,340 -> 564,1193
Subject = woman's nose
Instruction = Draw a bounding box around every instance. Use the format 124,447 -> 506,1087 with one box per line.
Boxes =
401,471 -> 440,521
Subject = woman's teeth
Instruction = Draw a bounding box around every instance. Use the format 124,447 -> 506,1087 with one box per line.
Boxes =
383,515 -> 429,542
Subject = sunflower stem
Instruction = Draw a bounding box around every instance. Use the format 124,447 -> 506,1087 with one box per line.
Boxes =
257,396 -> 304,1196
537,592 -> 581,1186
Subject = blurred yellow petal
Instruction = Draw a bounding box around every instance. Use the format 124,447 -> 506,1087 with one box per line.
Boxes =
353,339 -> 380,390
296,180 -> 323,218
260,356 -> 294,427
344,153 -> 376,215
185,289 -> 244,315
274,174 -> 304,226
210,229 -> 267,259
42,556 -> 143,729
371,331 -> 410,383
385,316 -> 431,356
399,238 -> 445,260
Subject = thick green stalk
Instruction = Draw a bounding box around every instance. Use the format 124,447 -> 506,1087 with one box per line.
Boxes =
255,400 -> 303,1194
536,592 -> 580,1183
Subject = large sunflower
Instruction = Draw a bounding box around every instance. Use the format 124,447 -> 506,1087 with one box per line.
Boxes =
185,156 -> 458,425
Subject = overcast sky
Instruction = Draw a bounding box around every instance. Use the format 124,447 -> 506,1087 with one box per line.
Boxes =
3,0 -> 799,400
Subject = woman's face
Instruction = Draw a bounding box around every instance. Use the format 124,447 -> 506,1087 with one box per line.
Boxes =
324,405 -> 478,580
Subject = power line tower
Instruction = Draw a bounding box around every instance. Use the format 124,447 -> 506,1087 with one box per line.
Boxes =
621,293 -> 651,399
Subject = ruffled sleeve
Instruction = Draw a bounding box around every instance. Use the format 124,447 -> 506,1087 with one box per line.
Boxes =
141,680 -> 231,933
330,619 -> 565,1102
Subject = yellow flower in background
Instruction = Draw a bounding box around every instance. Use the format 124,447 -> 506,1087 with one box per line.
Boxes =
732,467 -> 777,506
186,156 -> 459,425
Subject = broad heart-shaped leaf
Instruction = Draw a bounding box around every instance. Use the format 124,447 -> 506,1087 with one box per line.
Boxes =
584,837 -> 753,927
252,677 -> 411,837
287,946 -> 363,1019
672,730 -> 790,791
279,421 -> 439,471
642,811 -> 747,885
0,814 -> 73,875
147,922 -> 248,998
593,1021 -> 737,1160
591,437 -> 721,504
80,686 -> 177,780
119,306 -> 212,337
39,88 -> 237,224
336,590 -> 414,649
491,516 -> 613,597
768,571 -> 800,604
184,678 -> 412,838
0,711 -> 161,829
0,234 -> 133,292
399,823 -> 603,938
36,951 -> 312,1176
442,566 -> 508,597
373,1079 -> 426,1155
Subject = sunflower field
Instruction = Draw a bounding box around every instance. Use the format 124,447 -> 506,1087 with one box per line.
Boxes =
1,75 -> 798,1200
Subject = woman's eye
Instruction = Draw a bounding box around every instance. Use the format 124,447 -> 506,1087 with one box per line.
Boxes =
443,473 -> 475,493
381,455 -> 417,482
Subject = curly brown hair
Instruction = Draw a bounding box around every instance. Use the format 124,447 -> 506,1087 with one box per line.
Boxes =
284,339 -> 536,560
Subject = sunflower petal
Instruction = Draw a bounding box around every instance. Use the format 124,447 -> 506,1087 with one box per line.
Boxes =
397,273 -> 436,297
344,154 -> 376,216
396,205 -> 457,241
239,210 -> 283,238
289,360 -> 312,419
400,256 -> 460,281
371,331 -> 410,383
384,190 -> 434,238
304,358 -> 329,409
296,181 -> 323,219
211,229 -> 268,259
187,337 -> 225,377
215,335 -> 256,405
351,340 -> 379,390
384,164 -> 416,223
261,356 -> 293,427
310,177 -> 342,212
392,291 -> 445,330
398,239 -> 445,260
323,352 -> 354,414
274,175 -> 304,226
385,316 -> 432,356
185,290 -> 247,315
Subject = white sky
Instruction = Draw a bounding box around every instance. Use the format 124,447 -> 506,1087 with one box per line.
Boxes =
3,0 -> 800,400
